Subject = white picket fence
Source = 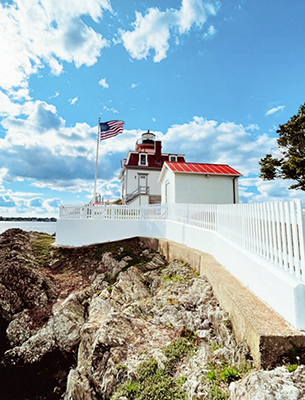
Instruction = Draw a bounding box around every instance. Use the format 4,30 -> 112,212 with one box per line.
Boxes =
59,203 -> 168,220
59,200 -> 305,282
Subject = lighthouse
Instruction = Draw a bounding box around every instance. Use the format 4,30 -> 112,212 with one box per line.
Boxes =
119,130 -> 185,205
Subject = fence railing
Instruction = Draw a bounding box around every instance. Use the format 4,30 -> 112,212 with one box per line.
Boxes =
167,203 -> 218,231
59,203 -> 167,220
216,201 -> 305,280
59,200 -> 305,281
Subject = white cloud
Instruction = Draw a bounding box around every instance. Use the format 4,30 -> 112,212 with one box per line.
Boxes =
161,117 -> 305,203
178,0 -> 218,33
0,0 -> 111,92
49,91 -> 60,99
0,99 -> 301,212
162,116 -> 275,177
69,97 -> 79,105
0,99 -> 140,199
0,187 -> 63,217
103,104 -> 119,114
204,25 -> 217,39
99,78 -> 109,88
0,90 -> 23,117
239,177 -> 305,204
121,0 -> 219,62
131,83 -> 138,89
265,105 -> 285,116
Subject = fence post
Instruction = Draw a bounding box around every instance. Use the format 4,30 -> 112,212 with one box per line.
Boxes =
296,200 -> 305,281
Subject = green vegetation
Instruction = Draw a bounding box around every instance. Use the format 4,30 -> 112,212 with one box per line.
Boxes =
205,339 -> 252,400
206,360 -> 251,400
32,233 -> 58,267
162,336 -> 196,364
117,363 -> 127,372
287,364 -> 298,373
259,103 -> 305,190
111,332 -> 198,400
163,274 -> 188,283
208,385 -> 229,400
112,357 -> 187,400
162,265 -> 199,284
209,343 -> 224,351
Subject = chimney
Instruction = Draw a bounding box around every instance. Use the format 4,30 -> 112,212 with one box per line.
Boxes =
155,140 -> 162,163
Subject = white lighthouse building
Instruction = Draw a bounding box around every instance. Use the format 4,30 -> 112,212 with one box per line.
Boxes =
119,130 -> 242,205
119,131 -> 185,205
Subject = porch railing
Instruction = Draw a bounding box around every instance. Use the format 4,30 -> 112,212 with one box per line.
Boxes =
125,186 -> 150,204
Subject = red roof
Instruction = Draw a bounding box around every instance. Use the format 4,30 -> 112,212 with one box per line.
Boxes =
165,162 -> 242,176
124,152 -> 185,168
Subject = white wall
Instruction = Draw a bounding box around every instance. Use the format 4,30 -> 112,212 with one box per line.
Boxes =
125,168 -> 161,196
160,170 -> 239,204
56,218 -> 166,247
160,168 -> 175,203
175,174 -> 238,204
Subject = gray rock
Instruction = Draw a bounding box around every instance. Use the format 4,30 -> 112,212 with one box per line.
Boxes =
230,366 -> 300,400
3,231 -> 305,400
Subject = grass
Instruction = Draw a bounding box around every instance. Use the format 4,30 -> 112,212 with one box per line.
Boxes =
162,336 -> 196,364
32,233 -> 58,267
112,357 -> 187,400
206,361 -> 251,400
111,332 -> 198,400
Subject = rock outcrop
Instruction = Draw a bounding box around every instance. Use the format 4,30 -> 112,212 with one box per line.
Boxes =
230,366 -> 305,399
0,228 -> 305,399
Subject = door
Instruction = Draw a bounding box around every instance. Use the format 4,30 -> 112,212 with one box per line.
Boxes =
138,174 -> 148,194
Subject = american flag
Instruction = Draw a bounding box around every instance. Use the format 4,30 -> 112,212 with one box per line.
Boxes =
99,120 -> 124,141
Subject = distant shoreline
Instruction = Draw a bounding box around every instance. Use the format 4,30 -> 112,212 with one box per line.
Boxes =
0,217 -> 57,222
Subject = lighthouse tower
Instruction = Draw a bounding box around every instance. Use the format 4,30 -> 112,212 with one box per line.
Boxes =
119,130 -> 185,205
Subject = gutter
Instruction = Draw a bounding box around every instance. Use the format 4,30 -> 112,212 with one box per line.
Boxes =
233,177 -> 237,204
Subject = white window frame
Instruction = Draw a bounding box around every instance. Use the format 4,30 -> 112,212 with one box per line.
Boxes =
169,155 -> 177,162
139,153 -> 148,166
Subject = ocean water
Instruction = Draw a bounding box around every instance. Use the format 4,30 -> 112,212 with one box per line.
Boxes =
0,221 -> 57,235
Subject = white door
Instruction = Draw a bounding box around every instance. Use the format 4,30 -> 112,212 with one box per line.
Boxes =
138,174 -> 148,193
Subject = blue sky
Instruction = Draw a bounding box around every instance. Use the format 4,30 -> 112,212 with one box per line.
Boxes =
1,0 -> 305,217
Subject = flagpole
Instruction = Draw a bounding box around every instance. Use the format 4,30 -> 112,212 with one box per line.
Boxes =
93,118 -> 100,202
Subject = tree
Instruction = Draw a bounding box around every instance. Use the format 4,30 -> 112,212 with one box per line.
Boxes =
259,103 -> 305,190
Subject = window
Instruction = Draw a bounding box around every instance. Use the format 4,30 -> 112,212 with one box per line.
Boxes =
169,155 -> 177,162
139,153 -> 148,166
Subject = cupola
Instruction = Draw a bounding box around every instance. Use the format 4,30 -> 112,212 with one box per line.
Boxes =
136,130 -> 156,152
